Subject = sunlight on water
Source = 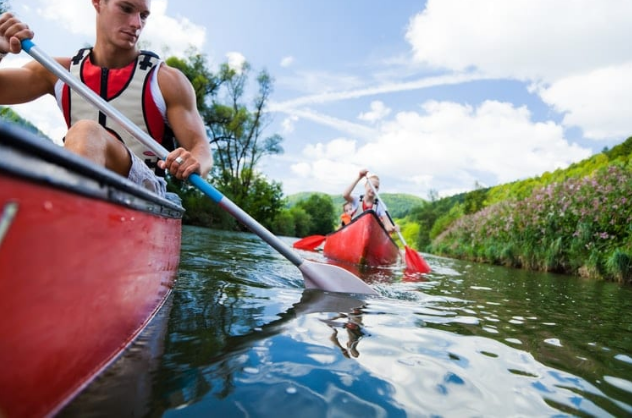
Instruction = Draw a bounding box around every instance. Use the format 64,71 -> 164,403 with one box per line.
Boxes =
64,226 -> 632,417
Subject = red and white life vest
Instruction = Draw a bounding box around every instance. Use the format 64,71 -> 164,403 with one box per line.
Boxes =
56,48 -> 175,176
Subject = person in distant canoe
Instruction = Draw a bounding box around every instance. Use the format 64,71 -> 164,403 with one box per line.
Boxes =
343,168 -> 398,233
0,0 -> 212,198
339,201 -> 354,228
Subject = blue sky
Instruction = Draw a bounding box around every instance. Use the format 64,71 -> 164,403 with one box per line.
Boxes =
4,0 -> 632,198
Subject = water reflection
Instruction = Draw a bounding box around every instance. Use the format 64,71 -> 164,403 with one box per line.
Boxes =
321,306 -> 366,359
64,226 -> 632,417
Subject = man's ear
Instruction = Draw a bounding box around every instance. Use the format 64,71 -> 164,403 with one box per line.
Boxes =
92,0 -> 101,13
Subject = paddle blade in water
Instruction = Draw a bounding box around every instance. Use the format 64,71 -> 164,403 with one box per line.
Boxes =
404,246 -> 431,274
293,235 -> 327,250
299,260 -> 378,295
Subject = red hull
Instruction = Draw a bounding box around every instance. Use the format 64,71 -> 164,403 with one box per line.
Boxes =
323,210 -> 400,266
0,123 -> 183,417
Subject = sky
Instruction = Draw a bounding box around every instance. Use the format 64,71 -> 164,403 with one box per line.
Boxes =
3,0 -> 632,199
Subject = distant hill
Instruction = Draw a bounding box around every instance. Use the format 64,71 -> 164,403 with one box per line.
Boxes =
286,191 -> 426,218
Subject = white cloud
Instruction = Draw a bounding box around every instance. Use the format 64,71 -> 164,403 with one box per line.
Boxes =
405,0 -> 632,143
11,96 -> 66,144
36,0 -> 94,37
2,56 -> 66,143
365,100 -> 591,190
303,138 -> 357,160
538,63 -> 632,140
358,100 -> 391,123
406,0 -> 632,82
280,56 -> 294,67
281,115 -> 299,134
275,107 -> 375,140
279,100 -> 592,196
272,72 -> 486,110
143,1 -> 206,57
286,158 -> 361,195
275,70 -> 366,96
290,162 -> 311,178
226,51 -> 246,74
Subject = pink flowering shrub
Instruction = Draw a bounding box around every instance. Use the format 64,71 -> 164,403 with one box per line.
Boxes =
432,163 -> 632,282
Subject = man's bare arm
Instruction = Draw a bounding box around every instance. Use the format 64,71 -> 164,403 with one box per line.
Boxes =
0,60 -> 62,104
158,64 -> 212,180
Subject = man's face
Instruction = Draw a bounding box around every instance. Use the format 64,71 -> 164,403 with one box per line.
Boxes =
96,0 -> 151,49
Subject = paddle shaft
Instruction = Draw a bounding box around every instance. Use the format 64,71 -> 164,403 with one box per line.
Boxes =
22,39 -> 305,267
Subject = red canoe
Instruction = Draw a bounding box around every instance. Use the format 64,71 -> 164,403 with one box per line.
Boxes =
0,122 -> 183,417
323,210 -> 400,267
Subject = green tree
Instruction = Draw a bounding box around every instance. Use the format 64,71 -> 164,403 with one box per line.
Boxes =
205,62 -> 283,209
296,194 -> 336,235
166,53 -> 220,114
463,181 -> 488,214
290,206 -> 312,237
240,172 -> 284,231
166,52 -> 285,230
271,209 -> 296,237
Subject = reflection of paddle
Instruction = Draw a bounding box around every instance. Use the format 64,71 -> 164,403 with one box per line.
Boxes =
365,176 -> 431,274
293,235 -> 326,250
207,289 -> 366,363
23,39 -> 377,296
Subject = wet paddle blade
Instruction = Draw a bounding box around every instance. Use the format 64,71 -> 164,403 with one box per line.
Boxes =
293,235 -> 326,250
404,246 -> 431,274
299,260 -> 378,295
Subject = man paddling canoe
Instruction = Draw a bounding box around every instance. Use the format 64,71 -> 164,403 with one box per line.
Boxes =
0,0 -> 212,197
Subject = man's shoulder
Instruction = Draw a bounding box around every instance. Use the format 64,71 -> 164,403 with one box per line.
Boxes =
156,64 -> 188,88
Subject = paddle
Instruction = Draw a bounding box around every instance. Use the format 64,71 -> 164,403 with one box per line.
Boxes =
21,39 -> 377,296
364,175 -> 431,274
293,235 -> 326,251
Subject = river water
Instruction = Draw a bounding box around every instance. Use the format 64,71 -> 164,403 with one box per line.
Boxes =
65,225 -> 632,417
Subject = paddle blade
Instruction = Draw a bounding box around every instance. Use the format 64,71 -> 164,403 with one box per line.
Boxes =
299,260 -> 378,295
293,235 -> 326,250
404,246 -> 431,274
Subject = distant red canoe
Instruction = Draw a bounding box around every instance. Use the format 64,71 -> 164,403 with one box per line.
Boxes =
323,210 -> 400,267
0,122 -> 183,417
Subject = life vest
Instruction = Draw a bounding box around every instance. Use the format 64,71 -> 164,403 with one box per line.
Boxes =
57,48 -> 176,176
355,195 -> 379,216
340,213 -> 352,227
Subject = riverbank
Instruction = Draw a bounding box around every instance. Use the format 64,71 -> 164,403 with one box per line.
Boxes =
430,163 -> 632,284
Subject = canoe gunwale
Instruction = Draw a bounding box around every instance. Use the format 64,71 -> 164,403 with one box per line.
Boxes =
0,121 -> 183,218
324,210 -> 400,266
326,210 -> 398,247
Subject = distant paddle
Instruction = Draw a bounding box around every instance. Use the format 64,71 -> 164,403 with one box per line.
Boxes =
293,234 -> 326,251
22,39 -> 378,296
365,175 -> 431,275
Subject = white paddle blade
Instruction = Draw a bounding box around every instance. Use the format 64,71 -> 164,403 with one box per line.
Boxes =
293,290 -> 366,316
298,260 -> 378,295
